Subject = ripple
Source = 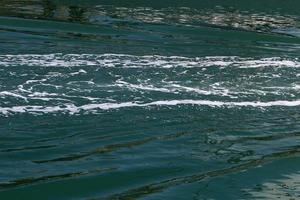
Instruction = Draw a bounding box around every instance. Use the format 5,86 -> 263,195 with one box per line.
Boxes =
0,167 -> 115,190
98,147 -> 300,199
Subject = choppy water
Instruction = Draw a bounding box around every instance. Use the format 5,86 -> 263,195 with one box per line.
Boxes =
1,1 -> 300,199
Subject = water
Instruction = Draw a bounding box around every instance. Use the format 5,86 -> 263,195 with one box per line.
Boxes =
0,1 -> 300,199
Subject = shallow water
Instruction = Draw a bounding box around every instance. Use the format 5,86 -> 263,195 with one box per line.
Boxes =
0,1 -> 300,199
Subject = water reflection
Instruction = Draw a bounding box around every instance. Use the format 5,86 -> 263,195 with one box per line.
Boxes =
0,0 -> 87,22
0,0 -> 299,35
89,6 -> 298,33
244,171 -> 300,199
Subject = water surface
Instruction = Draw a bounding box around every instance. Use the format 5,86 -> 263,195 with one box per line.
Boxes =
0,1 -> 300,199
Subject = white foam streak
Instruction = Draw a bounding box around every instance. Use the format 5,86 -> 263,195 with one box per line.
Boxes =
115,80 -> 172,93
0,99 -> 299,116
0,54 -> 299,68
145,100 -> 300,107
0,91 -> 28,101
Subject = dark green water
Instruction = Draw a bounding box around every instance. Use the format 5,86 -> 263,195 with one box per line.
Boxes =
1,0 -> 300,199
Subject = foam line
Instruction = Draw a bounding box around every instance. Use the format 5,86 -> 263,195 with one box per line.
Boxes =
0,54 -> 299,68
0,99 -> 299,115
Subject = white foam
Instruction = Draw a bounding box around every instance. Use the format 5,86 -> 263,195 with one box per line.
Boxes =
115,80 -> 173,93
0,54 -> 299,68
0,91 -> 28,101
0,99 -> 299,116
144,100 -> 300,107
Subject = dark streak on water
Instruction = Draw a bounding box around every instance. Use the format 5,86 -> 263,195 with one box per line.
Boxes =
0,0 -> 300,199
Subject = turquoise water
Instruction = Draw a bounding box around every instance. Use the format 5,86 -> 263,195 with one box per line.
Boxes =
1,0 -> 300,199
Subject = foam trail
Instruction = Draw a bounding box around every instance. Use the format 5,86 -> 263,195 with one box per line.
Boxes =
0,54 -> 299,68
0,91 -> 28,101
0,99 -> 300,116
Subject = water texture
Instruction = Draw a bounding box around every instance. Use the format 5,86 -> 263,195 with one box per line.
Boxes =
0,1 -> 300,199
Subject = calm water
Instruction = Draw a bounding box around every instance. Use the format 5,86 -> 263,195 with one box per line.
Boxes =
1,0 -> 300,199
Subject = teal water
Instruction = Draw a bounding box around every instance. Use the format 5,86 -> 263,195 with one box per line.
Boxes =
1,1 -> 300,199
